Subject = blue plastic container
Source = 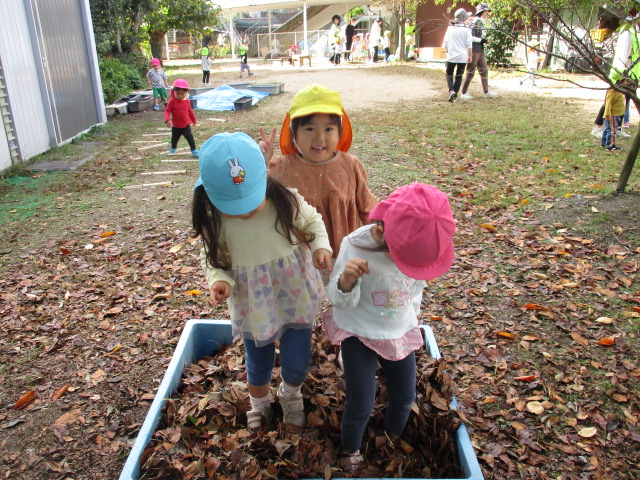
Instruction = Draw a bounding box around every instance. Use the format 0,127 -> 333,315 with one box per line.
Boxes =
119,320 -> 484,480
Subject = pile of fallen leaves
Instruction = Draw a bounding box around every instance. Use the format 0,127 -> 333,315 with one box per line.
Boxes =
139,327 -> 464,479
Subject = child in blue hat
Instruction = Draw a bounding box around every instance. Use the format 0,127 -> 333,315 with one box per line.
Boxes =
192,132 -> 333,431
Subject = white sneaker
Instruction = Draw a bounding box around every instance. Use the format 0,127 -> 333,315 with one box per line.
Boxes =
460,93 -> 473,100
591,127 -> 603,138
484,91 -> 498,97
616,128 -> 631,138
247,405 -> 272,432
277,388 -> 305,427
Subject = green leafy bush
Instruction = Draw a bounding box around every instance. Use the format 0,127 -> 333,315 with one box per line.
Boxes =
484,18 -> 518,67
98,57 -> 146,104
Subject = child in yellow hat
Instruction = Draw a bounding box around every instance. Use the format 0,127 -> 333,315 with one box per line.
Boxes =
259,84 -> 378,262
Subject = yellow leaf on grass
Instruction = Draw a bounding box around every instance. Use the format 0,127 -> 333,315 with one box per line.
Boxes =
496,331 -> 516,339
185,289 -> 204,296
479,223 -> 496,231
571,332 -> 589,347
594,317 -> 614,324
169,244 -> 183,253
99,231 -> 116,238
598,337 -> 616,346
577,426 -> 597,438
526,401 -> 545,415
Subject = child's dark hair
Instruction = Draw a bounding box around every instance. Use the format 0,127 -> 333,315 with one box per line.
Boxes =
349,221 -> 389,252
191,177 -> 315,269
288,113 -> 342,152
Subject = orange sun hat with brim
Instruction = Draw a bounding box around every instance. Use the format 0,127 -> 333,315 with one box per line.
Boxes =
279,84 -> 353,154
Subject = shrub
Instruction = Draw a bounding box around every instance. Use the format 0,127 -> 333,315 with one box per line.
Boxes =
485,18 -> 518,67
98,57 -> 146,104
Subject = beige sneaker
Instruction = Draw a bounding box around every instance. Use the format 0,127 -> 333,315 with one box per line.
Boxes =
246,405 -> 272,432
277,390 -> 305,427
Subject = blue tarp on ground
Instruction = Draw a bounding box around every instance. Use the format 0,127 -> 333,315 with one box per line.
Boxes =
192,85 -> 269,111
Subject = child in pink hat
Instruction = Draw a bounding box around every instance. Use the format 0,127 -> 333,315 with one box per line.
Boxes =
146,58 -> 168,111
324,182 -> 456,473
164,79 -> 199,157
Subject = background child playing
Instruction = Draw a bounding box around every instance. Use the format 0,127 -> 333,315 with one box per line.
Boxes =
146,58 -> 168,111
519,40 -> 542,88
164,79 -> 199,157
201,54 -> 213,85
601,80 -> 627,151
324,183 -> 456,472
333,38 -> 343,65
239,42 -> 253,78
192,132 -> 333,431
259,84 -> 378,261
383,30 -> 392,62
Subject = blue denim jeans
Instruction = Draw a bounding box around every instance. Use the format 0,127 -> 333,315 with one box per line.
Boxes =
340,336 -> 416,452
243,327 -> 312,387
601,116 -> 622,147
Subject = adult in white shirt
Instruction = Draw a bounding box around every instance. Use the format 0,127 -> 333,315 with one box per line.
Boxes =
443,9 -> 472,102
370,17 -> 383,62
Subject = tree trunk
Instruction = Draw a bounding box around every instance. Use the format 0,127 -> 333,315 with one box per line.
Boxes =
616,97 -> 640,192
540,18 -> 557,70
115,28 -> 123,54
150,30 -> 166,63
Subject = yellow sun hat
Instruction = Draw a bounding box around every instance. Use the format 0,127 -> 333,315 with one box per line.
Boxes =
279,84 -> 353,154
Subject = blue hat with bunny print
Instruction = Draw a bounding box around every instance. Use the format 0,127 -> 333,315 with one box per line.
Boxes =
195,132 -> 267,215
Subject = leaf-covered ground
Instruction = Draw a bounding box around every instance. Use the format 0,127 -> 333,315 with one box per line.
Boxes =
139,325 -> 463,480
0,64 -> 638,480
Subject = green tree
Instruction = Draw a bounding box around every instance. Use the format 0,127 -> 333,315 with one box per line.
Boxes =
90,0 -> 153,55
145,0 -> 220,61
484,17 -> 517,66
461,0 -> 637,191
370,0 -> 428,61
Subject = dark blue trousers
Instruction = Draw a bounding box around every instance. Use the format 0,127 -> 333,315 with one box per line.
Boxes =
340,336 -> 416,452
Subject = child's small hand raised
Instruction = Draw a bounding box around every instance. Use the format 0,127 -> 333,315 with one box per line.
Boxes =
209,281 -> 231,305
313,248 -> 333,272
258,126 -> 277,165
339,258 -> 370,293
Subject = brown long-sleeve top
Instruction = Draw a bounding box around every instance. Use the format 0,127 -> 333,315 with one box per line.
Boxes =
269,151 -> 378,257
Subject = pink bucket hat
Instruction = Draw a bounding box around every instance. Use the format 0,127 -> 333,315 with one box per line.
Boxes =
151,58 -> 161,66
172,79 -> 189,89
369,183 -> 456,280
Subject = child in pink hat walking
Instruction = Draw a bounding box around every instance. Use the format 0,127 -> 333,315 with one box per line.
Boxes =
164,79 -> 199,157
323,183 -> 457,473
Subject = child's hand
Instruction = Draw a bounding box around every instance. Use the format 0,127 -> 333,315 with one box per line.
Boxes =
259,126 -> 277,165
165,120 -> 172,127
209,281 -> 231,305
313,249 -> 333,271
339,258 -> 370,293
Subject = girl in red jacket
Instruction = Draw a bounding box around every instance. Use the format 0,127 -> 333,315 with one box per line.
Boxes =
164,79 -> 199,157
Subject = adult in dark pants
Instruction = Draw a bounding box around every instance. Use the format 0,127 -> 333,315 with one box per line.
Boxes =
370,17 -> 383,63
460,3 -> 497,99
443,8 -> 472,102
345,17 -> 357,61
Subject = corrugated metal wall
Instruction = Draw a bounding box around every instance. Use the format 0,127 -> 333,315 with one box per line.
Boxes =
34,0 -> 102,143
0,0 -> 51,162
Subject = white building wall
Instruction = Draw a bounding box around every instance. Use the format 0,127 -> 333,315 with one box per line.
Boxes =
1,0 -> 52,163
0,121 -> 10,171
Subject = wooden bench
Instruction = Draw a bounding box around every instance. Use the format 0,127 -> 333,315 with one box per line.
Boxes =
278,55 -> 312,67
